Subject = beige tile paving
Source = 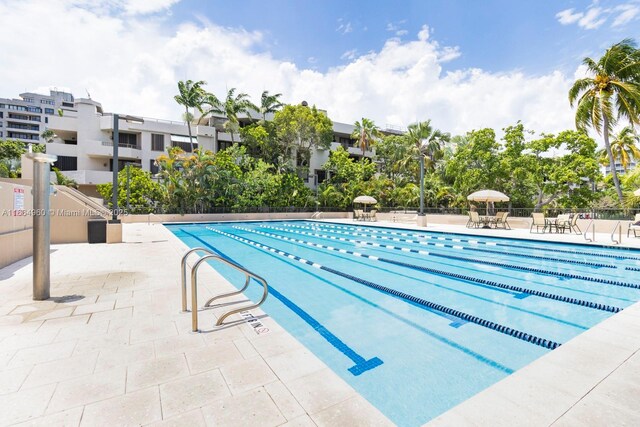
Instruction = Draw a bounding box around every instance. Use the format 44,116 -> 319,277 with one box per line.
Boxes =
11,407 -> 83,427
0,383 -> 57,425
80,386 -> 162,426
159,369 -> 231,419
219,357 -> 278,395
285,368 -> 357,415
126,354 -> 190,391
201,387 -> 287,426
47,366 -> 127,413
21,351 -> 99,389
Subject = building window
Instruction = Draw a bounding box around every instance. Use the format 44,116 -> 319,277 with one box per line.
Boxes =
150,159 -> 159,174
171,140 -> 195,152
151,134 -> 165,151
41,99 -> 55,105
113,132 -> 139,149
53,156 -> 77,171
23,97 -> 34,103
44,108 -> 54,115
218,140 -> 233,151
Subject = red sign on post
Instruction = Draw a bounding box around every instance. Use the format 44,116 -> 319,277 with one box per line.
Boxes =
13,188 -> 25,216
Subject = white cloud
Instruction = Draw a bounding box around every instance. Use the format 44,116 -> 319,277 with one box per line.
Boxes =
0,0 -> 578,137
578,7 -> 606,29
556,8 -> 583,25
556,3 -> 640,29
395,29 -> 408,36
336,20 -> 353,34
612,4 -> 640,26
340,49 -> 358,60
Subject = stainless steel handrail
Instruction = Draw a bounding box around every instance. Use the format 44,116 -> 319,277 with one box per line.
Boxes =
180,248 -> 214,312
190,254 -> 269,332
611,220 -> 622,245
584,220 -> 595,242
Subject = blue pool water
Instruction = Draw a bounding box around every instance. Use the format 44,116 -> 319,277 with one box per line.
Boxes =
166,220 -> 640,426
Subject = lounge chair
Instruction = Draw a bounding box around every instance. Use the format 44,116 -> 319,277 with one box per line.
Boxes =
494,212 -> 511,229
628,214 -> 640,238
468,211 -> 483,228
530,213 -> 546,233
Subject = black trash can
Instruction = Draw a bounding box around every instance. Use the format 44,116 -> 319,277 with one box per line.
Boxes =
87,219 -> 107,244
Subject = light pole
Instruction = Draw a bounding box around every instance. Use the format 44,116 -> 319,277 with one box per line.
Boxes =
418,140 -> 427,217
111,114 -> 144,222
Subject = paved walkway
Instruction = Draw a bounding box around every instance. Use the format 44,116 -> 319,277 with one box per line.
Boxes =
0,223 -> 390,426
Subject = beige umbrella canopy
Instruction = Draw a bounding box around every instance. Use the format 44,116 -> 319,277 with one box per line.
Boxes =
467,190 -> 509,216
353,195 -> 377,213
634,189 -> 640,197
353,195 -> 377,204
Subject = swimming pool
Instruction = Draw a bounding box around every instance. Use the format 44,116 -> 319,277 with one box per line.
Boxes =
166,220 -> 640,426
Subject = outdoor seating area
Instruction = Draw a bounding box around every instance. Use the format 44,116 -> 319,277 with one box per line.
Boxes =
354,209 -> 377,222
466,211 -> 511,229
530,212 -> 582,234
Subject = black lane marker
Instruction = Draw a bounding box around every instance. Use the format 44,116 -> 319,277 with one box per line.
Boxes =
306,221 -> 640,262
245,226 -> 622,314
267,224 -> 640,290
287,223 -> 614,269
209,227 -> 562,350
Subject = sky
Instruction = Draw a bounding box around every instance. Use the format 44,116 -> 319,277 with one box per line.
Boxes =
0,0 -> 639,137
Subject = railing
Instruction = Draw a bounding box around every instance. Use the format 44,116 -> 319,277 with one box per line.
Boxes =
611,221 -> 623,245
101,140 -> 141,150
181,249 -> 269,332
584,220 -> 595,242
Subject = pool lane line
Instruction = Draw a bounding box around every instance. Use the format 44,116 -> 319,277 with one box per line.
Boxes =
240,226 -> 622,314
208,227 -> 562,350
266,225 -> 637,304
304,221 -> 640,262
288,223 -> 614,269
626,266 -> 640,272
179,228 -> 383,376
238,227 -> 596,330
196,228 -> 516,375
265,224 -> 640,291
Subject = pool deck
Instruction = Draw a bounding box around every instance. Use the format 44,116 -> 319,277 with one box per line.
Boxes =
0,222 -> 391,426
1,219 -> 639,426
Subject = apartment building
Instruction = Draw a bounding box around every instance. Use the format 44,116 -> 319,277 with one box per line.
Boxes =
1,90 -> 400,193
603,161 -> 638,177
44,97 -> 216,195
0,90 -> 76,144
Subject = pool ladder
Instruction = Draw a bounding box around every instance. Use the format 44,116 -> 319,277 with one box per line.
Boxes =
180,248 -> 269,332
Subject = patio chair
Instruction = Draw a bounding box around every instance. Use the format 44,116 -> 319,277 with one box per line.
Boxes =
530,213 -> 546,233
628,214 -> 640,238
369,209 -> 377,222
567,214 -> 582,234
494,212 -> 511,229
555,214 -> 571,234
468,211 -> 483,228
354,209 -> 363,221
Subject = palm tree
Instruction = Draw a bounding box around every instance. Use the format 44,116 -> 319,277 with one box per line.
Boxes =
598,126 -> 640,172
351,118 -> 382,155
259,90 -> 283,122
569,39 -> 640,204
201,88 -> 257,145
404,120 -> 450,215
174,80 -> 207,153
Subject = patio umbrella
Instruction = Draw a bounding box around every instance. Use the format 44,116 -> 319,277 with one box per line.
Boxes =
634,188 -> 640,197
353,195 -> 377,212
467,190 -> 509,215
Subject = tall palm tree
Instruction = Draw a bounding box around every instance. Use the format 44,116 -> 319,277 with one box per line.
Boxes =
404,120 -> 450,215
569,39 -> 640,204
351,118 -> 382,155
259,90 -> 283,122
174,80 -> 207,153
597,126 -> 640,172
203,88 -> 257,144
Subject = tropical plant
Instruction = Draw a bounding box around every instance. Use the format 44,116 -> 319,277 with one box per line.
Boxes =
174,79 -> 207,153
201,88 -> 257,144
569,38 -> 640,205
351,118 -> 382,155
404,120 -> 450,173
597,126 -> 640,172
41,129 -> 56,143
259,90 -> 283,122
97,167 -> 162,214
52,167 -> 78,188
